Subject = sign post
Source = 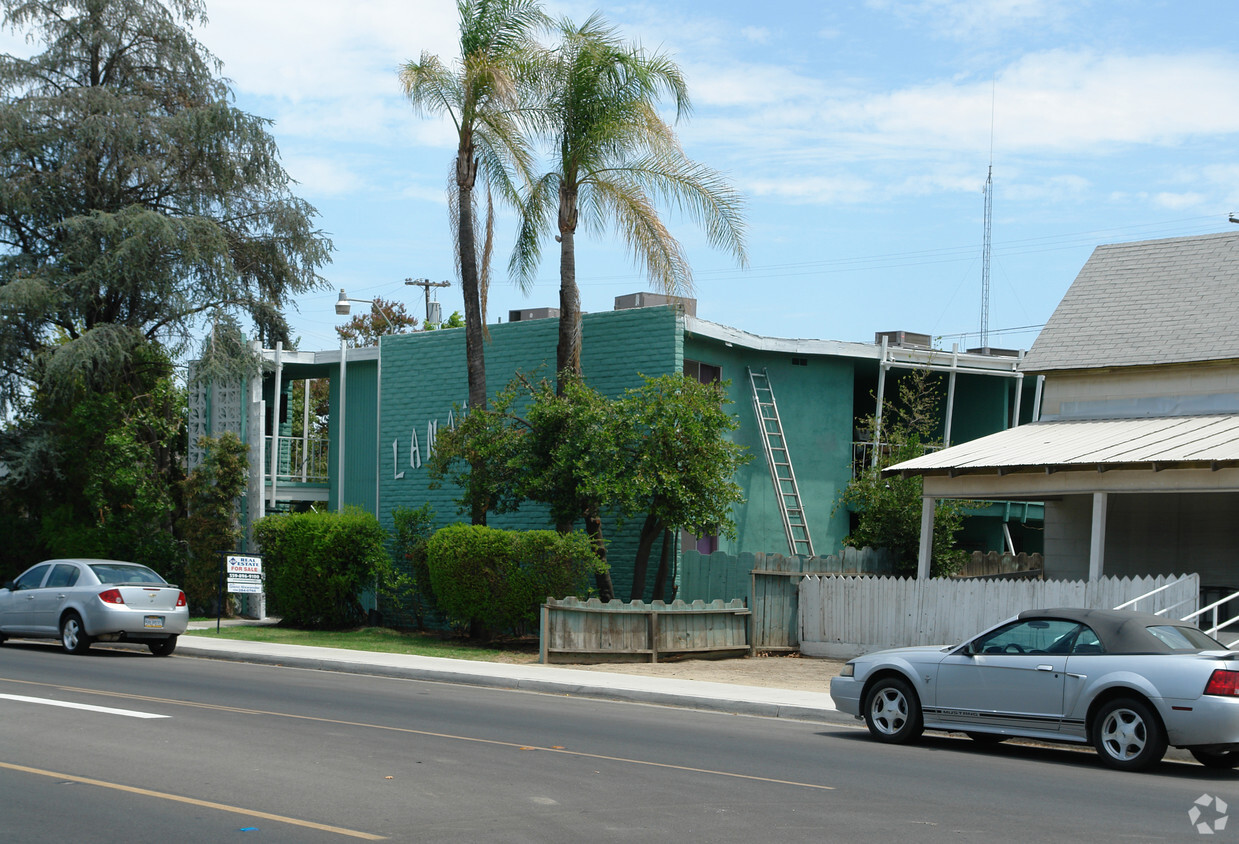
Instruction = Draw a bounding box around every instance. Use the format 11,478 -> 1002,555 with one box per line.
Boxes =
217,553 -> 264,632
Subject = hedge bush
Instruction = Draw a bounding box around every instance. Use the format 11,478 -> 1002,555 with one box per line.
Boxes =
253,508 -> 393,629
424,524 -> 604,635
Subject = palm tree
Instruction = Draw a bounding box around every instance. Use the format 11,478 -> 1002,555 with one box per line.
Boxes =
399,0 -> 547,415
512,13 -> 748,389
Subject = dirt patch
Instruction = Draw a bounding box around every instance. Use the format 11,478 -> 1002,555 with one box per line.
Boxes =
562,652 -> 846,692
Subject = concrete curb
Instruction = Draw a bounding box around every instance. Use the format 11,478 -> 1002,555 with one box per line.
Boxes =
175,636 -> 850,725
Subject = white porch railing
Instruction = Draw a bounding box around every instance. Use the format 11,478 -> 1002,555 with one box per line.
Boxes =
265,435 -> 330,484
1180,591 -> 1239,648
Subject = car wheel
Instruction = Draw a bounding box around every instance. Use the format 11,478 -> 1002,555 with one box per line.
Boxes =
148,636 -> 177,657
1190,748 -> 1239,769
965,732 -> 1008,745
1092,697 -> 1166,771
60,612 -> 92,655
863,676 -> 923,744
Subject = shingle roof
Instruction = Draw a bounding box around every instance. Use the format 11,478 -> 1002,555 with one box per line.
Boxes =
1021,231 -> 1239,373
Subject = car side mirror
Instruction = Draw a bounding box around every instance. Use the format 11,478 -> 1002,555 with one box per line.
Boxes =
2,581 -> 14,591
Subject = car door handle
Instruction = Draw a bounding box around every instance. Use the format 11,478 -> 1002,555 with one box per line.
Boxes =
1036,664 -> 1054,672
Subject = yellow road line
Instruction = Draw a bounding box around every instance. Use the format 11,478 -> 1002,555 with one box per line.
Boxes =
0,675 -> 834,791
0,761 -> 385,840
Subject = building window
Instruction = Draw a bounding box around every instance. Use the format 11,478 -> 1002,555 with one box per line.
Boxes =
684,359 -> 721,384
792,357 -> 808,367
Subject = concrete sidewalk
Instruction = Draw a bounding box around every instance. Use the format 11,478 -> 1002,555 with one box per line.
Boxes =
178,624 -> 844,724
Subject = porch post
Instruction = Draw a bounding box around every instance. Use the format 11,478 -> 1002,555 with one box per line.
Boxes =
269,341 -> 283,506
943,343 -> 958,446
917,496 -> 936,579
1089,492 -> 1108,581
337,339 -> 348,511
872,336 -> 889,467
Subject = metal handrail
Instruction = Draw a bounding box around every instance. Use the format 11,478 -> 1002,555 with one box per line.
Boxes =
265,435 -> 330,484
1114,577 -> 1192,612
1180,588 -> 1239,640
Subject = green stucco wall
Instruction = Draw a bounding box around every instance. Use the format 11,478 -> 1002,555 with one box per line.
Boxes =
376,306 -> 681,601
683,333 -> 855,557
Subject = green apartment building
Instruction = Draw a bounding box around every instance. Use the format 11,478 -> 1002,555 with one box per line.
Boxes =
189,297 -> 1041,602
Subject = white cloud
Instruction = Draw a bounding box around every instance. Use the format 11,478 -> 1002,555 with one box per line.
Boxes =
741,26 -> 772,44
865,0 -> 1073,40
1152,192 -> 1208,210
282,155 -> 366,197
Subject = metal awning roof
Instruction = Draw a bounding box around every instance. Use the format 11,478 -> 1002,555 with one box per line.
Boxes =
887,414 -> 1239,478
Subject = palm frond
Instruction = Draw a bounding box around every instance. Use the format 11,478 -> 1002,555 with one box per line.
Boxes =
509,172 -> 560,291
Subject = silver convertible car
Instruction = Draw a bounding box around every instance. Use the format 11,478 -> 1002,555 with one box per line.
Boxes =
0,558 -> 188,655
830,608 -> 1239,771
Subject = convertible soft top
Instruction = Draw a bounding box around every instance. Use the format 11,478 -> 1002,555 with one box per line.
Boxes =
1019,607 -> 1216,654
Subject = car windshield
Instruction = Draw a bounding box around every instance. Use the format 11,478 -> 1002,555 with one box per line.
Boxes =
1146,624 -> 1224,650
88,563 -> 166,585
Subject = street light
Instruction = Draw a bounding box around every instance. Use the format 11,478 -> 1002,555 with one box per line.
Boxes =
335,288 -> 395,331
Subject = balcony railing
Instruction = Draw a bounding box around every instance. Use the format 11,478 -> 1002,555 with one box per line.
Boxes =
851,441 -> 945,478
265,435 -> 330,484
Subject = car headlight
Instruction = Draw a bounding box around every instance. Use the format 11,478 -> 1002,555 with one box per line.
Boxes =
840,663 -> 855,677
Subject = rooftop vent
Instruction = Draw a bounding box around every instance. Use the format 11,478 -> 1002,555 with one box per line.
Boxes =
614,292 -> 697,316
875,330 -> 931,349
965,346 -> 1021,357
508,307 -> 560,322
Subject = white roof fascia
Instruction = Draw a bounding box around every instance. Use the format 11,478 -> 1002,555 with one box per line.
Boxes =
683,316 -> 1022,376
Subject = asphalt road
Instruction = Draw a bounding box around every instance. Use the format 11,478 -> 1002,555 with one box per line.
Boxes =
2,641 -> 1237,843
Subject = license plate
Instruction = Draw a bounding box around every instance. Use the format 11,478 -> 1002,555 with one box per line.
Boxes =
144,616 -> 164,629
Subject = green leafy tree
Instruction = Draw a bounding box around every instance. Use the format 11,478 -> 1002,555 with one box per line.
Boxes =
620,374 -> 748,600
0,0 -> 330,569
181,431 -> 248,613
335,296 -> 419,348
2,342 -> 186,576
430,371 -> 750,602
399,0 -> 547,415
838,368 -> 968,576
0,0 -> 331,414
512,14 -> 747,388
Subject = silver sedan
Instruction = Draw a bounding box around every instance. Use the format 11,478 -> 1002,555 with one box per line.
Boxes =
0,558 -> 188,655
829,607 -> 1239,771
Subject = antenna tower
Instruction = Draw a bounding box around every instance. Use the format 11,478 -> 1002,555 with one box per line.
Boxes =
980,80 -> 995,350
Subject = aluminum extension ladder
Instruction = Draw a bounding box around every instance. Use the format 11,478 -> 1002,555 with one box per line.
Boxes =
747,367 -> 814,557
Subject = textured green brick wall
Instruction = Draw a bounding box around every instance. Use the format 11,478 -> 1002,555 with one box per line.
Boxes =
377,306 -> 681,602
683,334 -> 854,558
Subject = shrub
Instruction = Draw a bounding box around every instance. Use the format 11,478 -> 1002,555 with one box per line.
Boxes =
181,432 -> 248,613
388,504 -> 437,628
253,508 -> 393,629
424,524 -> 604,635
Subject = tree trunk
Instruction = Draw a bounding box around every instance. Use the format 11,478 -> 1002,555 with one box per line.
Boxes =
629,512 -> 663,601
556,184 -> 580,395
583,507 -> 614,602
456,146 -> 487,416
651,528 -> 674,601
456,144 -> 488,525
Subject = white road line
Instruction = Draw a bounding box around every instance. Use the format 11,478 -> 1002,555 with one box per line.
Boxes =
0,694 -> 170,719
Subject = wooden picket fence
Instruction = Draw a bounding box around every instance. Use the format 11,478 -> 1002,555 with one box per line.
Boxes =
954,550 -> 1044,579
679,547 -> 896,652
798,572 -> 1201,658
539,597 -> 750,664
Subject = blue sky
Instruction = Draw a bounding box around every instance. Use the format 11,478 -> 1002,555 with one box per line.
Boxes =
29,1 -> 1239,352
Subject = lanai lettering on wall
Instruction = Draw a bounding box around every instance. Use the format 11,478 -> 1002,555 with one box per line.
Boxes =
391,403 -> 463,479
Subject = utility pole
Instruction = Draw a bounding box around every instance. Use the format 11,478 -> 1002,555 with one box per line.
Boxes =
404,277 -> 451,327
